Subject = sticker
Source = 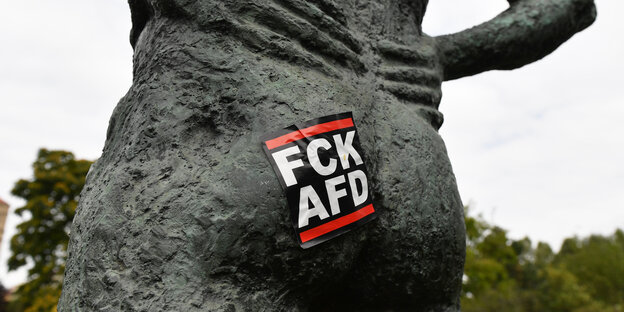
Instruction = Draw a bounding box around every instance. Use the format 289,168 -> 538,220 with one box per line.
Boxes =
262,112 -> 377,249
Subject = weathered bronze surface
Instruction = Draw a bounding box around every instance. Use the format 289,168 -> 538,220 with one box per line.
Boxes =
59,0 -> 595,310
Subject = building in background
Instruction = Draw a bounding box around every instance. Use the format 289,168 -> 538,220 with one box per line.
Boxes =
0,199 -> 11,308
0,198 -> 8,252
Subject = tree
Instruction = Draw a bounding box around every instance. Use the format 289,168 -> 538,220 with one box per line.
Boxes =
8,149 -> 92,311
462,207 -> 624,312
462,209 -> 527,312
555,233 -> 624,306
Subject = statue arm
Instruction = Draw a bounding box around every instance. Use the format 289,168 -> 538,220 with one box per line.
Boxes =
435,0 -> 596,81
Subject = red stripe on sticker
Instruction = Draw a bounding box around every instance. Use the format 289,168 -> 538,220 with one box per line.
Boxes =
265,118 -> 354,150
299,204 -> 375,243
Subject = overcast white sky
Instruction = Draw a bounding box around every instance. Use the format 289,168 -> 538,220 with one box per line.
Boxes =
0,0 -> 622,288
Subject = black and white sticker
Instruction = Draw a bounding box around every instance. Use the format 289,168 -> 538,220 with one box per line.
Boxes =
262,112 -> 377,249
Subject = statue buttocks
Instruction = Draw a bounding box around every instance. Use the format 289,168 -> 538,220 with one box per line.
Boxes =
109,0 -> 464,309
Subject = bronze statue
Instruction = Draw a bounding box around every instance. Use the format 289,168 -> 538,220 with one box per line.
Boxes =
59,0 -> 595,310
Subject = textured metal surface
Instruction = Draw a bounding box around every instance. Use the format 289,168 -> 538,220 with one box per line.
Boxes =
59,0 -> 595,310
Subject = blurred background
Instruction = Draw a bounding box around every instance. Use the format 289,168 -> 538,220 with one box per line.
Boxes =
0,0 -> 622,311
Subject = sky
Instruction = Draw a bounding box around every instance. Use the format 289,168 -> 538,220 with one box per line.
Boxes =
0,0 -> 622,288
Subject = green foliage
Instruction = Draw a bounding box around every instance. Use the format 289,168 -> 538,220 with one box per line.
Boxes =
462,207 -> 624,312
556,234 -> 624,306
8,149 -> 92,312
